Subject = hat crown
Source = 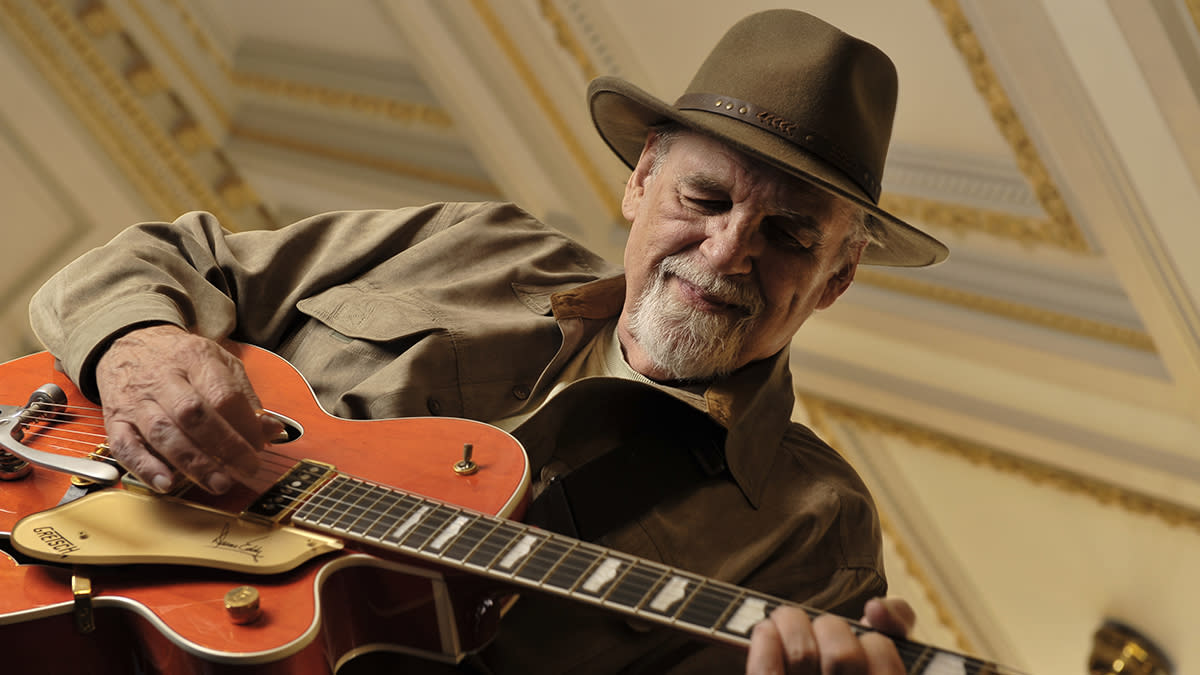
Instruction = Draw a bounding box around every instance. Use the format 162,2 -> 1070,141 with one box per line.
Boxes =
585,10 -> 949,266
680,10 -> 898,202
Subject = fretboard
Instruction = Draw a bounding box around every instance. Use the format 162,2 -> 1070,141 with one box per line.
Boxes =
286,472 -> 1017,675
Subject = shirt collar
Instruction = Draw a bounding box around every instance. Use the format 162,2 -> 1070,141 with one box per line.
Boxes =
550,274 -> 795,509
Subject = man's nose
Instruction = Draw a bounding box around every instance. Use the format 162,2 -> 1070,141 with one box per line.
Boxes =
698,212 -> 763,275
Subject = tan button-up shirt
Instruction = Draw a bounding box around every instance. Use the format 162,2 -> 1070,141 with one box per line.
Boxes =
30,202 -> 885,673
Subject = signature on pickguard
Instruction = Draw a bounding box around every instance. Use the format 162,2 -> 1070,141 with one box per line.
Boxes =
211,523 -> 268,562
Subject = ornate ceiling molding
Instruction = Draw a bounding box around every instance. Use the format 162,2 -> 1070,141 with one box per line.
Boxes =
802,394 -> 1200,535
468,0 -> 622,221
927,0 -> 1090,253
231,126 -> 500,197
856,268 -> 1156,352
879,193 -> 1080,252
1,0 -> 270,230
877,511 -> 975,655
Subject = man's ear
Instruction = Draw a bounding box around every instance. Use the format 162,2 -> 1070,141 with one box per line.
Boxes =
621,133 -> 661,221
816,242 -> 866,310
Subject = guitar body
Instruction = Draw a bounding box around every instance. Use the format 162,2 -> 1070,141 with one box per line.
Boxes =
0,345 -> 530,674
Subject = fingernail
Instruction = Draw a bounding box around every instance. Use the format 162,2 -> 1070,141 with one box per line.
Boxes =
259,411 -> 288,443
208,471 -> 232,494
151,474 -> 173,493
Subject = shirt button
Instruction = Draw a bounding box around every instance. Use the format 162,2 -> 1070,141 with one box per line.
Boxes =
426,397 -> 442,415
511,384 -> 531,400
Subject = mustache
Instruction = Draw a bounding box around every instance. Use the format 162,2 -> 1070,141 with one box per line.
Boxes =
658,255 -> 765,317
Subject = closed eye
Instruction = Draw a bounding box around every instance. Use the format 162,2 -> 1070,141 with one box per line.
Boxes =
684,196 -> 733,213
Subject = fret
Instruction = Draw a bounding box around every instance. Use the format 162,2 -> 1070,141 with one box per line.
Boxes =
441,515 -> 501,563
406,506 -> 463,552
603,561 -> 668,611
675,579 -> 744,631
647,575 -> 692,614
533,539 -> 603,591
298,474 -> 357,524
276,470 -> 1020,675
640,572 -> 704,620
360,492 -> 424,540
325,480 -> 386,531
900,642 -> 934,674
720,593 -> 769,636
467,521 -> 535,570
721,592 -> 784,638
578,555 -> 625,595
916,649 -> 967,674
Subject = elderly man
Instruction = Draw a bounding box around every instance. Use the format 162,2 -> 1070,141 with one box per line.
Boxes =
29,9 -> 945,674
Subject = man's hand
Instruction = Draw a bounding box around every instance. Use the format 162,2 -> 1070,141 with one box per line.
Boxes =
746,597 -> 916,674
95,324 -> 280,493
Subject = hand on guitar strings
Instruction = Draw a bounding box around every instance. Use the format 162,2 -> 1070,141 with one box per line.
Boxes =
95,324 -> 284,494
745,596 -> 915,674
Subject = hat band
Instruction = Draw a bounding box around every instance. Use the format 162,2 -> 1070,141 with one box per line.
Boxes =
674,93 -> 881,202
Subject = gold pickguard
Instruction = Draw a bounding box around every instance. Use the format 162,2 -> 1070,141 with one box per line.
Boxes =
10,490 -> 343,574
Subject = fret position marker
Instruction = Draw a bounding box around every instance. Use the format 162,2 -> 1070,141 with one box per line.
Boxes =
582,557 -> 621,593
387,505 -> 431,543
499,534 -> 539,569
725,598 -> 768,635
431,515 -> 469,550
650,576 -> 689,612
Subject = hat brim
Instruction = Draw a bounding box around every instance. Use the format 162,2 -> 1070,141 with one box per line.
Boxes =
588,76 -> 948,267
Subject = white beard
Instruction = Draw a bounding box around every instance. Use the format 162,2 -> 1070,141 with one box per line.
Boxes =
625,255 -> 764,381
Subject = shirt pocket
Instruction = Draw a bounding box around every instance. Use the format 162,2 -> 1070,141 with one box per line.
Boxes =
282,284 -> 458,417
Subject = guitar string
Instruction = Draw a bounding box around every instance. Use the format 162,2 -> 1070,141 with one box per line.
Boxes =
269,474 -> 1018,674
8,407 -> 1020,674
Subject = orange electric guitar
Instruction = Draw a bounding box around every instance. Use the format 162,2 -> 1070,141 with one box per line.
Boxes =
0,344 -> 1019,674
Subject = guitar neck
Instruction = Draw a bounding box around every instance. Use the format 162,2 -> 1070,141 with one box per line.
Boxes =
274,468 -> 1017,675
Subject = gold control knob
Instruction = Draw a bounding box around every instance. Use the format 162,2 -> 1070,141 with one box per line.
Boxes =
224,585 -> 261,625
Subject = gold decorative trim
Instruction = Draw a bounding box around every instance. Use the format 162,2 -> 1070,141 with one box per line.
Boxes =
877,511 -> 975,654
232,126 -> 502,197
536,0 -> 598,81
802,394 -> 1200,534
128,0 -> 231,127
879,193 -> 1083,252
803,398 -> 974,653
4,0 -> 280,231
231,71 -> 454,129
3,0 -> 189,219
159,0 -> 455,131
927,0 -> 1090,253
1188,0 -> 1200,35
470,0 -> 623,221
856,268 -> 1156,352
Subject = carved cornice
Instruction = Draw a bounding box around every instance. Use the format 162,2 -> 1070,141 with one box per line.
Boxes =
876,511 -> 975,654
1,0 -> 270,230
802,394 -> 1200,534
879,193 -> 1081,252
927,0 -> 1090,253
472,0 -> 623,221
537,0 -> 598,81
232,71 -> 455,129
856,268 -> 1157,352
231,126 -> 500,197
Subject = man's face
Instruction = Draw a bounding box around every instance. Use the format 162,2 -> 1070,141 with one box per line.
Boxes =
618,129 -> 863,382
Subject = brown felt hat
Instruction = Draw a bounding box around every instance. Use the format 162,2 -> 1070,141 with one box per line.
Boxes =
589,10 -> 948,266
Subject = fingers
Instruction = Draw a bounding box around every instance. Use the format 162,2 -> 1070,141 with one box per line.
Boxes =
861,597 -> 916,637
746,604 -> 909,675
96,325 -> 266,493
